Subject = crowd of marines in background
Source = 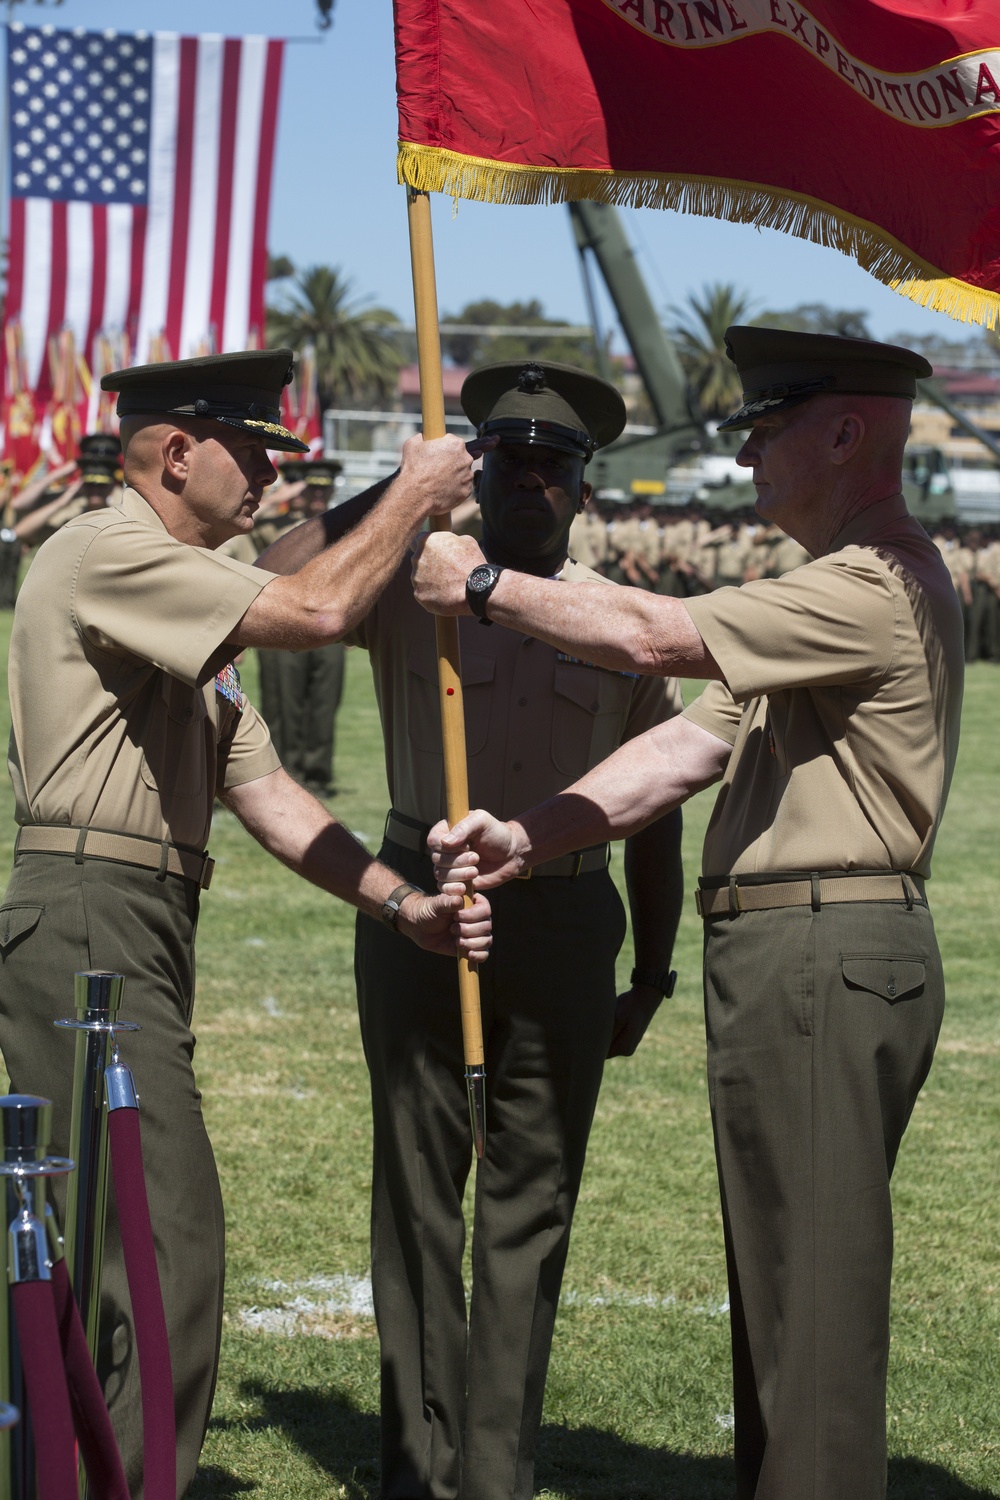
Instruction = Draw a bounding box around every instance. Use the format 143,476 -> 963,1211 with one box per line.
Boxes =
2,442 -> 999,673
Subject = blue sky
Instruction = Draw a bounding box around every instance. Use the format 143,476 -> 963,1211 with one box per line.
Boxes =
5,0 -> 985,350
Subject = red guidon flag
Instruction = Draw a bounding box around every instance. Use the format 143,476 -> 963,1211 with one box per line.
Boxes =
395,0 -> 1000,326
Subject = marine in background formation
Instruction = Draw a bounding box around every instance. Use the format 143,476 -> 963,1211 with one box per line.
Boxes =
568,494 -> 811,596
0,434 -> 124,601
931,520 -> 1000,662
255,458 -> 347,799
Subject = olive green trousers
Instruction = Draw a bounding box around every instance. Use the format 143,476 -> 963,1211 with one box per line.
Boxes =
356,840 -> 626,1500
0,853 -> 224,1500
257,642 -> 345,794
703,895 -> 944,1500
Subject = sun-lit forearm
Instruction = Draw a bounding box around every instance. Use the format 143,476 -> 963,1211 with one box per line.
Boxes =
234,474 -> 434,649
234,436 -> 478,650
511,715 -> 731,866
11,464 -> 74,514
485,571 -> 720,679
256,475 -> 395,576
14,485 -> 81,539
221,770 -> 407,919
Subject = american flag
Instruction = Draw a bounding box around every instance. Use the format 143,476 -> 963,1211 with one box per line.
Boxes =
4,22 -> 284,404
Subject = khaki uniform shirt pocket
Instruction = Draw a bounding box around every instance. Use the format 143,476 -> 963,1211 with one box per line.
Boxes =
551,662 -> 632,780
841,955 -> 926,1003
405,643 -> 496,759
140,675 -> 208,802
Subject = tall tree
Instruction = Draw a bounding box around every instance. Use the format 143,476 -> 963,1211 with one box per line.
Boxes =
267,264 -> 404,408
666,283 -> 756,420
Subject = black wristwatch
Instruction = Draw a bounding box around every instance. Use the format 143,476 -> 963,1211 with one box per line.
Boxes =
381,882 -> 424,930
465,562 -> 504,625
630,966 -> 678,999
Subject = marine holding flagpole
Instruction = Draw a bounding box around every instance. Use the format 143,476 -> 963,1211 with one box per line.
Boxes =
414,327 -> 964,1500
0,347 -> 491,1496
312,181 -> 684,1500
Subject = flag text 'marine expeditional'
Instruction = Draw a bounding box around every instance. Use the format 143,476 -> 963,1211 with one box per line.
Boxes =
4,22 -> 284,403
395,0 -> 1000,326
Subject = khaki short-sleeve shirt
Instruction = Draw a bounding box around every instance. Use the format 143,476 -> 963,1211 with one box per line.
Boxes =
768,534 -> 811,577
682,494 -> 964,879
8,486 -> 280,850
351,558 -> 683,827
714,534 -> 751,582
567,512 -> 610,571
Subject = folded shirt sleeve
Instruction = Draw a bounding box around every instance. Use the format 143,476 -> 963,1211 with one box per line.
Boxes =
217,698 -> 281,792
74,523 -> 277,687
682,554 -> 897,703
682,677 -> 743,745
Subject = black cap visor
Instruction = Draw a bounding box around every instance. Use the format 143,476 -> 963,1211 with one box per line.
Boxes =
717,387 -> 829,432
479,416 -> 596,462
115,396 -> 308,453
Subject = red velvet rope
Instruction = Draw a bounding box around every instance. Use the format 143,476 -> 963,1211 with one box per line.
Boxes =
51,1257 -> 129,1500
11,1278 -> 78,1500
108,1107 -> 176,1500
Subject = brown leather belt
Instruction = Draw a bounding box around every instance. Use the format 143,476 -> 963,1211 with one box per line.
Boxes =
695,871 -> 925,918
385,810 -> 610,880
15,825 -> 215,890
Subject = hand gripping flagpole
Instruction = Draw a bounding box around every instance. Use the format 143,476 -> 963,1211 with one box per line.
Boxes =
405,186 -> 486,1159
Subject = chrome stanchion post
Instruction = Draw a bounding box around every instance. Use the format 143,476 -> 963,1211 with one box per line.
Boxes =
55,972 -> 137,1358
105,1044 -> 139,1116
0,1095 -> 72,1500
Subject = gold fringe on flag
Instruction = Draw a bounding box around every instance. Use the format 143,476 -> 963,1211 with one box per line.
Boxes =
397,141 -> 1000,330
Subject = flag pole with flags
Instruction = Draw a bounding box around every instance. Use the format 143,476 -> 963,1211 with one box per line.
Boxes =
405,186 -> 487,1159
392,0 -> 1000,1160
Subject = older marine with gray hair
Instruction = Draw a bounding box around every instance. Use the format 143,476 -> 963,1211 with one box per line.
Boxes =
414,328 -> 963,1500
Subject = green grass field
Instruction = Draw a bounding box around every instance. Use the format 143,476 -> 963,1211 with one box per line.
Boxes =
0,619 -> 996,1499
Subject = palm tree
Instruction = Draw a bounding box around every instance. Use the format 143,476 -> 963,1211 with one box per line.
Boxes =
267,264 -> 404,408
666,283 -> 757,421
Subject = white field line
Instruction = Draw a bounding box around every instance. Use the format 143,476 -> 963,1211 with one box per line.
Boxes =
239,1274 -> 729,1337
241,1274 -> 375,1337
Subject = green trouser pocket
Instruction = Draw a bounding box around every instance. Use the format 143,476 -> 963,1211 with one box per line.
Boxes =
841,955 -> 926,1003
0,905 -> 44,954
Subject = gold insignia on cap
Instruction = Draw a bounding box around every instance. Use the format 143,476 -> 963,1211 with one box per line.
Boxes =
241,418 -> 299,440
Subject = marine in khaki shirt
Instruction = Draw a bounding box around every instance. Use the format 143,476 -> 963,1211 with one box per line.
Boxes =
683,493 -> 963,880
704,521 -> 752,586
9,486 -> 278,850
0,349 -> 488,1499
253,460 -> 347,798
567,499 -> 608,571
414,327 -> 965,1500
354,359 -> 684,1500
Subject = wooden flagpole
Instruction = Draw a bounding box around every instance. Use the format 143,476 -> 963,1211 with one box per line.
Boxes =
405,187 -> 486,1158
